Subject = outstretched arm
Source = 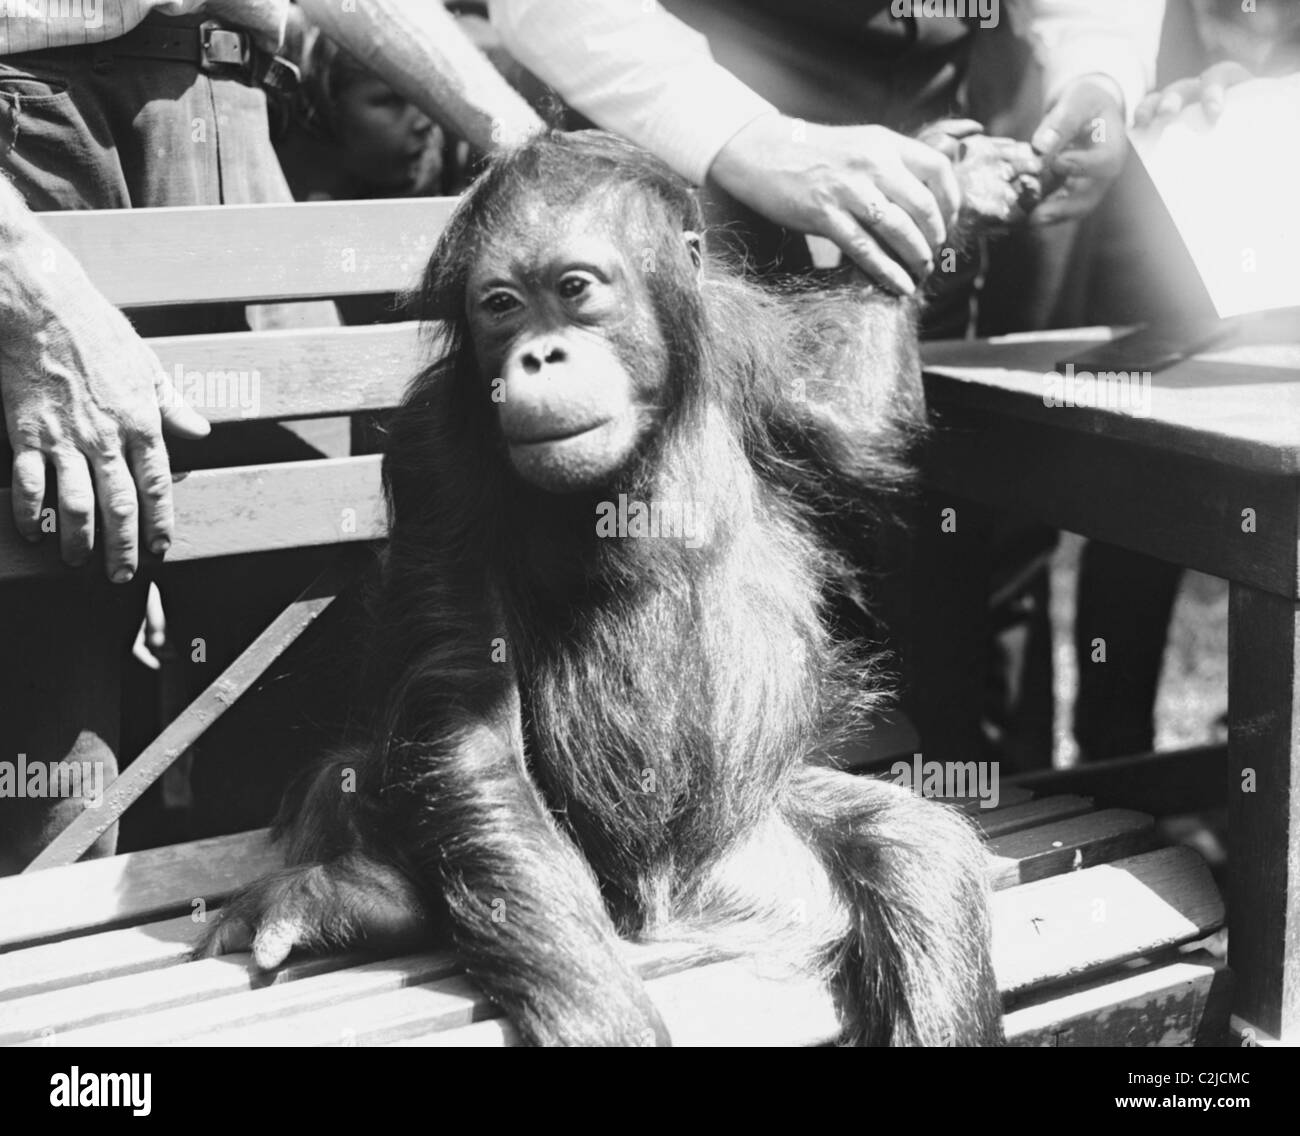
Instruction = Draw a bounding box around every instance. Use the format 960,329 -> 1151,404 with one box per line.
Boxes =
297,0 -> 543,151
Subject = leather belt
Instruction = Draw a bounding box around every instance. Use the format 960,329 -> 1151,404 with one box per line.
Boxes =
106,16 -> 254,74
90,15 -> 300,96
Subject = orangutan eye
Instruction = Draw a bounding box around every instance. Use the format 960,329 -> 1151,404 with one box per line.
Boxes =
558,274 -> 591,300
483,291 -> 520,315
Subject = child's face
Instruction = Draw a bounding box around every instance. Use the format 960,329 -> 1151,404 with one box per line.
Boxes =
334,76 -> 438,191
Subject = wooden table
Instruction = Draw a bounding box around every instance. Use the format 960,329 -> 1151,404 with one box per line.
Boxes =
919,314 -> 1300,1043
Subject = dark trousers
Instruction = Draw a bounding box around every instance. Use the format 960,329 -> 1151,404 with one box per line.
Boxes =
0,46 -> 312,870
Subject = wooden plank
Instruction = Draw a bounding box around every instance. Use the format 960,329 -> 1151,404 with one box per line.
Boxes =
414,954 -> 1232,1049
948,785 -> 1033,815
923,325 -> 1300,477
4,844 -> 1225,1046
0,830 -> 280,950
921,406 -> 1300,600
1011,746 -> 1227,816
986,809 -> 1156,889
28,953 -> 460,1047
148,323 -> 422,424
28,554 -> 362,869
0,951 -> 362,1046
39,199 -> 454,307
0,457 -> 386,582
1005,954 -> 1231,1047
0,916 -> 195,1002
192,960 -> 839,1049
145,974 -> 489,1047
32,938 -> 721,1047
1226,584 -> 1300,1041
994,847 -> 1226,995
973,795 -> 1095,839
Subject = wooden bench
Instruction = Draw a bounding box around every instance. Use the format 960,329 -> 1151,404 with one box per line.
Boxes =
0,789 -> 1230,1045
0,199 -> 1232,1046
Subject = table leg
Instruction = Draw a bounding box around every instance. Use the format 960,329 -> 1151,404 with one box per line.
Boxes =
1227,582 -> 1300,1041
906,491 -> 990,765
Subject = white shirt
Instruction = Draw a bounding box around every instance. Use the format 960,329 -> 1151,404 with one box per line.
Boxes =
489,0 -> 1166,185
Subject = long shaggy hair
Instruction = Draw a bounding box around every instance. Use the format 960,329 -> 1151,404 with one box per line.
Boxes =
364,132 -> 924,922
226,131 -> 1000,1047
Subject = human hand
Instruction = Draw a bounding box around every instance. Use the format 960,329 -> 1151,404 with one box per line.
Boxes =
709,113 -> 961,294
1134,61 -> 1254,128
1029,75 -> 1128,226
0,269 -> 210,581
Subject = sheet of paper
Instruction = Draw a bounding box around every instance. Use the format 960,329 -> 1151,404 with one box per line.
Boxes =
1129,74 -> 1300,318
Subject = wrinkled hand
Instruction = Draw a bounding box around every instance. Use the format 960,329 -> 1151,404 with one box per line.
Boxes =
0,287 -> 209,581
1029,75 -> 1128,226
1134,61 -> 1253,128
709,113 -> 961,294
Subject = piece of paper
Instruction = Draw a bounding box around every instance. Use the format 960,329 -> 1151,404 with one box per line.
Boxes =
1129,74 -> 1300,318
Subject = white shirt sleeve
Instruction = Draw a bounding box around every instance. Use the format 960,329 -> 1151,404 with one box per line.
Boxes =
488,0 -> 776,186
1012,0 -> 1166,122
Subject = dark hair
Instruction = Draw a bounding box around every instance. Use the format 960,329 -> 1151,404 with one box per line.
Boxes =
287,18 -> 376,144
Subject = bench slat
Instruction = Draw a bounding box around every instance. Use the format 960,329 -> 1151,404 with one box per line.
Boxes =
0,951 -> 362,1045
399,962 -> 844,1048
994,846 -> 1226,995
1005,953 -> 1231,1046
0,457 -> 386,582
0,916 -> 195,1003
987,809 -> 1157,889
167,975 -> 487,1047
0,830 -> 277,949
18,953 -> 458,1047
2,841 -> 1226,1045
39,199 -> 453,307
149,323 -> 422,424
974,795 -> 1095,839
949,785 -> 1033,814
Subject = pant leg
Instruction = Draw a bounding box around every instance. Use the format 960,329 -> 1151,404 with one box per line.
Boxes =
0,51 -> 322,868
1073,542 -> 1183,761
0,52 -> 137,870
983,521 -> 1058,772
0,574 -> 142,874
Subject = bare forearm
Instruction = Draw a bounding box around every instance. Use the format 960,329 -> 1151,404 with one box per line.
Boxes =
296,0 -> 542,151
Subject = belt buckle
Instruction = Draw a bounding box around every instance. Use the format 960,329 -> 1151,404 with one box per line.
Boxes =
200,21 -> 249,72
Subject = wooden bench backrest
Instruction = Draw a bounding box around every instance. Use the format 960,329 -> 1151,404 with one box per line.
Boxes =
6,198 -> 457,869
0,199 -> 456,582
